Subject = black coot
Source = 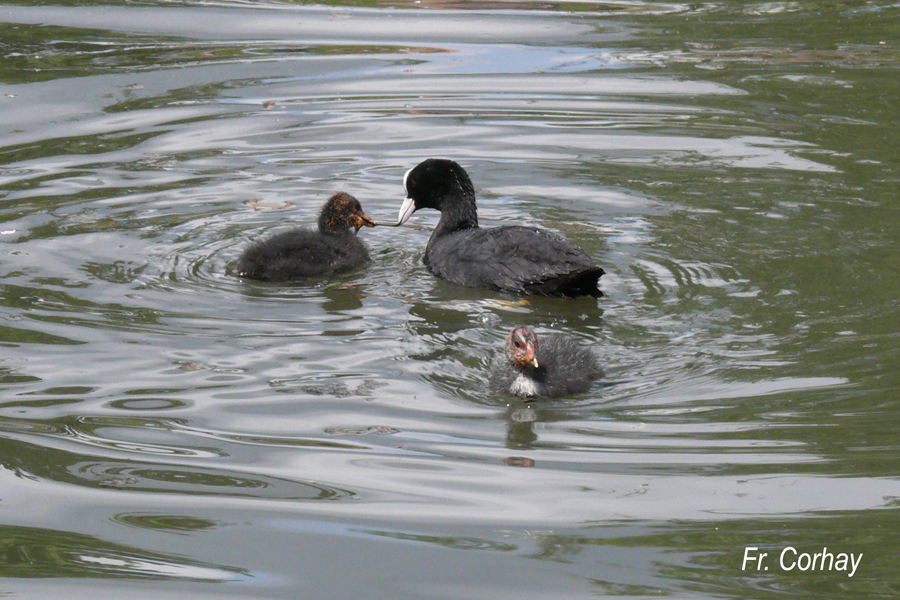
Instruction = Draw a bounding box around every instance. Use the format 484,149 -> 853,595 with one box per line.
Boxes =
398,158 -> 604,297
489,326 -> 603,398
237,192 -> 375,282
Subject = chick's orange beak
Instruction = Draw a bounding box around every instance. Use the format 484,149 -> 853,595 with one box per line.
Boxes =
524,342 -> 539,368
513,341 -> 538,368
352,210 -> 376,231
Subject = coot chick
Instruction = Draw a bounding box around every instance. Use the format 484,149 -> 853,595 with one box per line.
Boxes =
398,158 -> 604,297
237,192 -> 375,282
489,326 -> 603,398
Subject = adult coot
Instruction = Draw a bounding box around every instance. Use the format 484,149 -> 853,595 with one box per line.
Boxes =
237,192 -> 375,282
397,158 -> 604,297
489,326 -> 603,398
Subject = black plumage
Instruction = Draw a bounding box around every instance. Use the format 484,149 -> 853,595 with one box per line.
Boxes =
398,158 -> 604,297
489,326 -> 603,398
237,192 -> 374,282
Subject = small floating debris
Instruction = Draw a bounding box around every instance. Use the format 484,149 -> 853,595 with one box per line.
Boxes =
176,361 -> 210,372
99,476 -> 138,489
302,382 -> 354,397
324,426 -> 400,436
246,199 -> 292,211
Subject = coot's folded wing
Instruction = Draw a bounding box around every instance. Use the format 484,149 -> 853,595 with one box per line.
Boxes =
426,226 -> 603,296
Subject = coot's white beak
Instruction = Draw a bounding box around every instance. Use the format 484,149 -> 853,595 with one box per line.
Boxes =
398,196 -> 416,225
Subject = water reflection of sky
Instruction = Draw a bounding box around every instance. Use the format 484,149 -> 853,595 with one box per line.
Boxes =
419,44 -> 631,74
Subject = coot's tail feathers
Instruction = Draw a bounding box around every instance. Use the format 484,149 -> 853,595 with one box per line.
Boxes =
551,267 -> 605,298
